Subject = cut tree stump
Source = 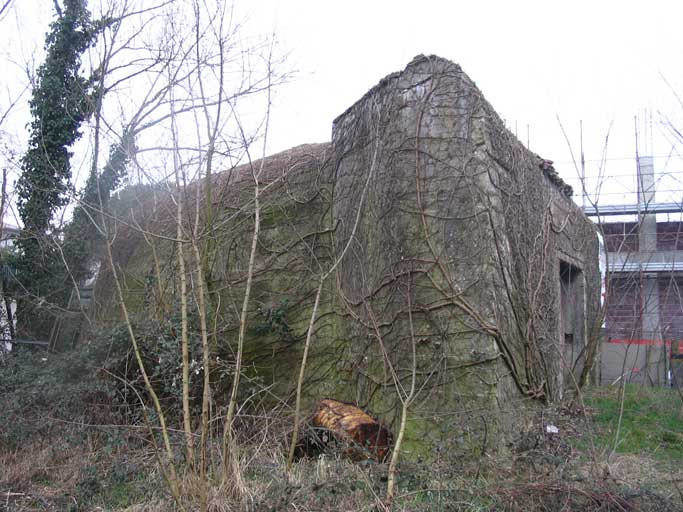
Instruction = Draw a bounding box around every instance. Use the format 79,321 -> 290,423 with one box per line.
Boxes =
305,398 -> 393,462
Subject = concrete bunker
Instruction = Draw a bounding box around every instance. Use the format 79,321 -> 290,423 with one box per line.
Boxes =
94,55 -> 601,459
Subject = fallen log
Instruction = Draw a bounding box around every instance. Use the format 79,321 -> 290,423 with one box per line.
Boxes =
303,398 -> 393,462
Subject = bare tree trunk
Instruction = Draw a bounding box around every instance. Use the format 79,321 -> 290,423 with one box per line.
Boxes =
222,46 -> 274,485
0,167 -> 12,342
189,5 -> 228,504
385,279 -> 417,507
102,229 -> 183,506
286,102 -> 382,470
194,0 -> 226,307
286,278 -> 323,469
222,171 -> 260,482
191,239 -> 212,510
171,97 -> 195,470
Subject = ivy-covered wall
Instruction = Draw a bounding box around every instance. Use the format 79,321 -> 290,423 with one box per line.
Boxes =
93,55 -> 600,460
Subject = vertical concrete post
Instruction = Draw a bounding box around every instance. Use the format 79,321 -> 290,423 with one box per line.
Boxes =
638,156 -> 665,384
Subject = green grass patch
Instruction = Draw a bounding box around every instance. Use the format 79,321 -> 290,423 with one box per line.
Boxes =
582,384 -> 683,461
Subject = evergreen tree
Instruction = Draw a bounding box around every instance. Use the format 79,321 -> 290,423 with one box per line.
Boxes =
14,0 -> 100,335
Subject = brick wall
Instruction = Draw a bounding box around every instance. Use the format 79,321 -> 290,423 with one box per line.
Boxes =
601,222 -> 639,252
606,276 -> 642,339
606,275 -> 683,344
600,221 -> 683,252
658,276 -> 683,340
656,222 -> 683,251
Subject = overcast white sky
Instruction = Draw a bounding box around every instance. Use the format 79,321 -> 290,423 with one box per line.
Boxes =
2,0 -> 683,217
259,0 -> 683,208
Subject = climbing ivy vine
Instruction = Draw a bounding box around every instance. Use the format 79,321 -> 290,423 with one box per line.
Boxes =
14,0 -> 103,334
62,129 -> 134,285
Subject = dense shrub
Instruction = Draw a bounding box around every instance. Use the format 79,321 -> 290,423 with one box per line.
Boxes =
0,340 -> 117,451
105,307 -> 208,422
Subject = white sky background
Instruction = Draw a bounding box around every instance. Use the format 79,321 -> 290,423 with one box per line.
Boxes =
2,0 -> 683,227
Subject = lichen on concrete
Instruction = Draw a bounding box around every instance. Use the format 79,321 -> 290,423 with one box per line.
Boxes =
96,55 -> 600,459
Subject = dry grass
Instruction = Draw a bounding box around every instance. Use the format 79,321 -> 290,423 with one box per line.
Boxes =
120,500 -> 170,512
3,435 -> 681,511
1,439 -> 89,511
2,386 -> 683,511
1,440 -> 86,495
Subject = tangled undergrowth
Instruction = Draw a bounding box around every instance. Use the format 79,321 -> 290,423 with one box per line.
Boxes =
1,348 -> 682,511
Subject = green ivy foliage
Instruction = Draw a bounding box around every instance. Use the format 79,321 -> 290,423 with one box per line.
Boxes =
17,0 -> 100,238
106,303 -> 207,421
252,298 -> 295,343
0,341 -> 116,451
13,1 -> 107,335
62,129 -> 135,285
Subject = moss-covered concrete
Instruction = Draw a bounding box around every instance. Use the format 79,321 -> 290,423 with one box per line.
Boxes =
94,56 -> 600,459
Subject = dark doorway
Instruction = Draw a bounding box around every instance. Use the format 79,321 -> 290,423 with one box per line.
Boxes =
560,260 -> 585,382
560,260 -> 584,345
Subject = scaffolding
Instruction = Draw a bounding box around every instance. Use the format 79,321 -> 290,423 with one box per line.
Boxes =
575,155 -> 683,385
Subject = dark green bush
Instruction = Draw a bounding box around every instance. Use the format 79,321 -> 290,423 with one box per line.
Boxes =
0,340 -> 117,451
105,305 -> 207,422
